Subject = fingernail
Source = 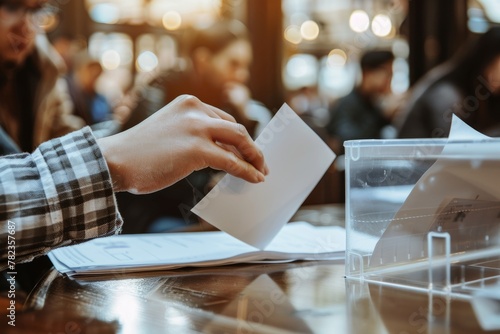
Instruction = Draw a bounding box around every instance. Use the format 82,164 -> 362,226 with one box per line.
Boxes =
256,171 -> 265,182
263,163 -> 270,175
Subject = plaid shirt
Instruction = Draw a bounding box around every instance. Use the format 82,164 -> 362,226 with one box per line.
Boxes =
0,127 -> 122,270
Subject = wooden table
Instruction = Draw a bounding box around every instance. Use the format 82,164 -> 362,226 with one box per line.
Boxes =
2,262 -> 497,334
1,205 -> 498,333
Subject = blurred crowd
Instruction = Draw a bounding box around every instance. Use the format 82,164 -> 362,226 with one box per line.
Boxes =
3,0 -> 500,234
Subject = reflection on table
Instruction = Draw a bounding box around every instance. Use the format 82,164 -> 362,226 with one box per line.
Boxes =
1,260 -> 498,333
10,262 -> 348,333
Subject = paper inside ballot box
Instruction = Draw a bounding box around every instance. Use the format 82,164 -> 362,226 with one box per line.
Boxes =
370,197 -> 500,267
370,115 -> 500,268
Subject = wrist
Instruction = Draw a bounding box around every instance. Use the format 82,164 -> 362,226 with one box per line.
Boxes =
97,135 -> 127,193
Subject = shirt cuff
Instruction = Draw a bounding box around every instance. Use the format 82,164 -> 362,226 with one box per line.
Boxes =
33,126 -> 123,248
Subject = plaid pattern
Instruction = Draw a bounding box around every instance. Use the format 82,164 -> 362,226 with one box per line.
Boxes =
0,127 -> 122,269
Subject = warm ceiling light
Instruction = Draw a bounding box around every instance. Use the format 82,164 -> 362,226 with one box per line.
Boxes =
162,11 -> 182,30
283,54 -> 318,90
349,10 -> 370,33
137,51 -> 159,72
478,0 -> 500,23
327,49 -> 347,67
101,50 -> 121,70
89,3 -> 120,24
300,20 -> 319,41
284,25 -> 302,44
372,14 -> 392,37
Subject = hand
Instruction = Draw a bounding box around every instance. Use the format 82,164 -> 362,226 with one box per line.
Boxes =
97,95 -> 268,194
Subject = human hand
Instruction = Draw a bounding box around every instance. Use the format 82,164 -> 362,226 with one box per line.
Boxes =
97,95 -> 268,194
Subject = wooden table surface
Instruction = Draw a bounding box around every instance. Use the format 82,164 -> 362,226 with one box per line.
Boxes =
1,205 -> 498,333
1,261 -> 497,334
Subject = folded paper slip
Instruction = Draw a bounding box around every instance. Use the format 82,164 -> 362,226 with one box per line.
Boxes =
192,103 -> 336,249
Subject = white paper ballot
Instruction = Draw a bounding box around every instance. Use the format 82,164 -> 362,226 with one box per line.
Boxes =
191,103 -> 336,249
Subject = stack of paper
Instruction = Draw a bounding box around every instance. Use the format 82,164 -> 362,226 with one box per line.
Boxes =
48,222 -> 346,277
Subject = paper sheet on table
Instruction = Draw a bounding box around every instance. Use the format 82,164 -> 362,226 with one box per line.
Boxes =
48,222 -> 346,276
191,103 -> 336,249
371,115 -> 500,267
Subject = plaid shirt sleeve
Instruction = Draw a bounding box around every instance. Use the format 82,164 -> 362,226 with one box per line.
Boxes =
0,127 -> 123,269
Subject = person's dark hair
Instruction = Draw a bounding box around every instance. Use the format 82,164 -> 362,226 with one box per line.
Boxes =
360,50 -> 394,72
448,27 -> 500,86
0,0 -> 41,7
187,20 -> 249,57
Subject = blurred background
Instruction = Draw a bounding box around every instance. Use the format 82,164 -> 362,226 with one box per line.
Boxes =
43,1 -> 496,110
32,0 -> 500,205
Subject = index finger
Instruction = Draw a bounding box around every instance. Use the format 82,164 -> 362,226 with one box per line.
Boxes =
202,102 -> 237,123
209,119 -> 268,175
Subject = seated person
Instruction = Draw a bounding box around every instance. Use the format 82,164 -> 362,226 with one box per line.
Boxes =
0,29 -> 84,154
326,50 -> 394,154
397,27 -> 500,138
65,51 -> 113,125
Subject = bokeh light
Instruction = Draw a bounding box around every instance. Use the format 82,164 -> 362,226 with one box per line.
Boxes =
101,50 -> 121,70
162,11 -> 182,30
137,51 -> 159,72
284,25 -> 302,44
283,54 -> 318,90
327,49 -> 348,67
89,3 -> 120,24
349,10 -> 370,33
371,14 -> 392,37
300,20 -> 320,41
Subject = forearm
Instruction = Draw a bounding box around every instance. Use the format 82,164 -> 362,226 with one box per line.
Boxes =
0,127 -> 122,269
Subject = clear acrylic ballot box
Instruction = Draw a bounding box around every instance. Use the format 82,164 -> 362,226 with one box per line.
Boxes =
344,138 -> 500,297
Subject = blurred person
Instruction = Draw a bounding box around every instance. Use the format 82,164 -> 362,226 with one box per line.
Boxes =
118,19 -> 272,233
325,50 -> 395,154
0,0 -> 84,295
53,35 -> 135,132
125,19 -> 271,138
288,85 -> 330,139
53,33 -> 114,115
0,0 -> 133,293
0,1 -> 130,160
397,27 -> 500,138
0,0 -> 85,155
65,51 -> 113,125
50,33 -> 83,73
